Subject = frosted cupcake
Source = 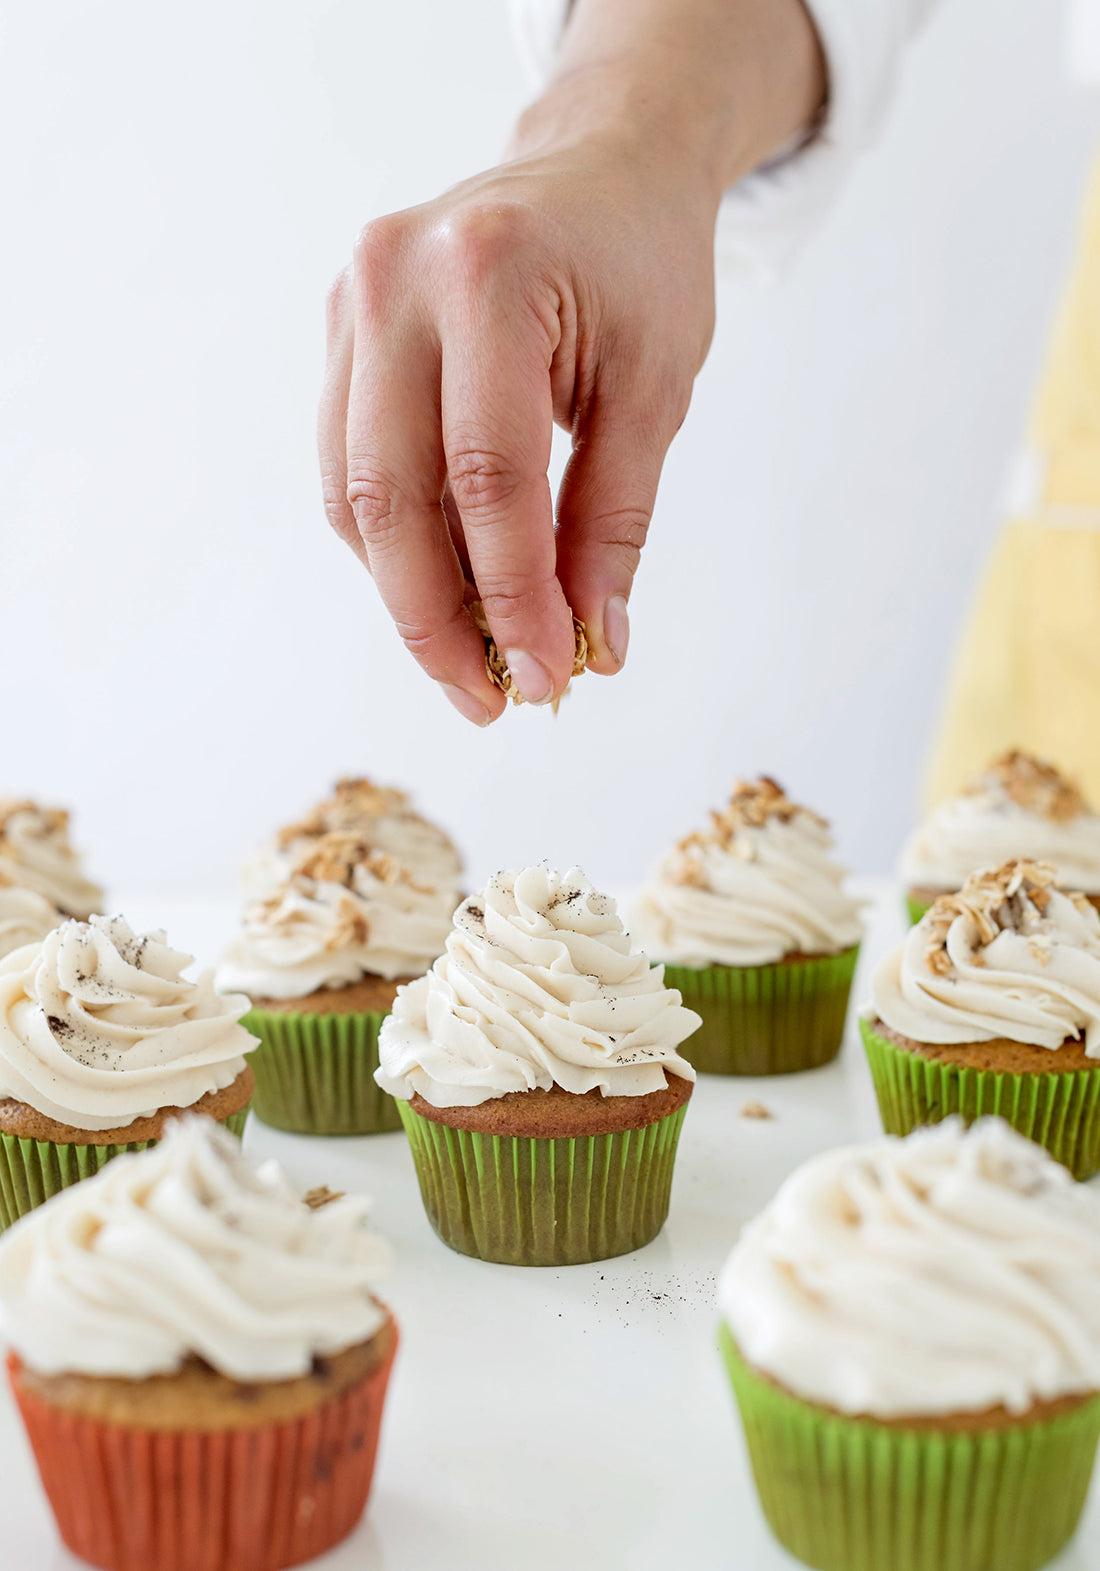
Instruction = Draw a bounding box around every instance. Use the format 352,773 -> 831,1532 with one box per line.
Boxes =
900,751 -> 1100,923
376,864 -> 700,1265
0,914 -> 255,1228
0,797 -> 104,960
220,830 -> 458,1134
0,1117 -> 397,1571
635,778 -> 863,1075
718,1118 -> 1100,1571
242,774 -> 462,902
861,858 -> 1100,1177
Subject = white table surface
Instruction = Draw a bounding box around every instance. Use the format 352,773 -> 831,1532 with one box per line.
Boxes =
3,882 -> 1099,1571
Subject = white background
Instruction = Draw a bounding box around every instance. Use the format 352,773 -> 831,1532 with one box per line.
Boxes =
2,0 -> 1098,919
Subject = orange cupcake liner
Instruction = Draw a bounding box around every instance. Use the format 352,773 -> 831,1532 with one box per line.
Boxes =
8,1323 -> 397,1571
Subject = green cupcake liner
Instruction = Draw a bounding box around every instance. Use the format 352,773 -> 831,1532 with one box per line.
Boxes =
0,1106 -> 249,1233
719,1326 -> 1100,1571
397,1099 -> 688,1265
244,1007 -> 402,1136
905,894 -> 932,926
860,1018 -> 1100,1179
663,947 -> 859,1076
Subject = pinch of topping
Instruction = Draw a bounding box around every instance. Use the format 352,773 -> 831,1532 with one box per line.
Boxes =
924,860 -> 1062,976
469,601 -> 589,711
672,777 -> 826,880
740,1101 -> 773,1120
966,750 -> 1087,823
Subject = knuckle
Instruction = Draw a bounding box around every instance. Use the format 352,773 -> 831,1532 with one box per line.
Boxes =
446,446 -> 525,519
474,585 -> 539,623
442,202 -> 534,282
393,603 -> 467,664
345,466 -> 400,549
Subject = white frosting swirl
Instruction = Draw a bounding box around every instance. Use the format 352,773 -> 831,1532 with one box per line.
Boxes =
637,799 -> 863,968
719,1118 -> 1100,1417
0,916 -> 255,1130
0,886 -> 61,962
219,837 -> 458,997
241,777 -> 462,903
871,872 -> 1100,1052
0,1117 -> 389,1380
376,864 -> 699,1108
901,763 -> 1100,893
0,800 -> 103,919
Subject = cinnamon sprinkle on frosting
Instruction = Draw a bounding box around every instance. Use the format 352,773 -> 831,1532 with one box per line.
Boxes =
965,751 -> 1086,824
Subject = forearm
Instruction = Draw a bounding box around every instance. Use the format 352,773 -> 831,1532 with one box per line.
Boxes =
508,0 -> 827,202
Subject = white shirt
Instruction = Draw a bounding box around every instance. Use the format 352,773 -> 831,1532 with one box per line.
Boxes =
511,0 -> 1096,279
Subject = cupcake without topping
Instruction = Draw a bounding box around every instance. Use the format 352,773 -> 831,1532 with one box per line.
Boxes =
900,751 -> 1100,922
0,1117 -> 396,1571
221,830 -> 459,1134
0,914 -> 255,1227
376,864 -> 700,1265
635,777 -> 863,1074
718,1118 -> 1100,1571
861,858 -> 1100,1176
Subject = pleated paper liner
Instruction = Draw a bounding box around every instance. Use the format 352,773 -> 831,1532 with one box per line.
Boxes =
8,1327 -> 397,1571
859,1019 -> 1100,1179
719,1326 -> 1100,1571
398,1098 -> 688,1265
662,946 -> 859,1076
243,1007 -> 402,1135
0,1106 -> 249,1234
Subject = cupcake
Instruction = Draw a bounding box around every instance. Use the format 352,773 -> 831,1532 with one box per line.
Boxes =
861,858 -> 1100,1177
0,914 -> 255,1229
220,830 -> 459,1134
0,1116 -> 397,1571
0,797 -> 104,960
718,1118 -> 1100,1571
635,777 -> 863,1075
376,864 -> 700,1266
900,751 -> 1100,923
241,774 -> 462,902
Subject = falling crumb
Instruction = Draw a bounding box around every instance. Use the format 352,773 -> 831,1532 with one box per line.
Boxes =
740,1101 -> 773,1120
303,1185 -> 344,1210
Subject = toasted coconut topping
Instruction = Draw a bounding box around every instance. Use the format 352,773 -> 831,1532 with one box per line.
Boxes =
922,859 -> 1090,976
966,751 -> 1086,823
276,776 -> 412,848
286,831 -> 428,895
469,601 -> 588,712
672,778 -> 825,877
0,799 -> 70,851
302,1185 -> 346,1211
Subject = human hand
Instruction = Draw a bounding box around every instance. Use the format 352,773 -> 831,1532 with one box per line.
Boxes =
319,0 -> 824,724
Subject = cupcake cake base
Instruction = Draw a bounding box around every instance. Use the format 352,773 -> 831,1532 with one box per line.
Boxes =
720,1326 -> 1100,1571
859,1017 -> 1100,1179
398,1075 -> 692,1266
0,1067 -> 254,1231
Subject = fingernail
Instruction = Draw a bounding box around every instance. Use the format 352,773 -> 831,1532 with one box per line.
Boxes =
440,684 -> 491,726
502,649 -> 554,706
604,595 -> 630,668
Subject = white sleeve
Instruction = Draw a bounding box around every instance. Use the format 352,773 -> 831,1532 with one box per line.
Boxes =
509,0 -> 942,280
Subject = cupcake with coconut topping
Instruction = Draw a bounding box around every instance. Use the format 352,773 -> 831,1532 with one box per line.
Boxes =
862,858 -> 1100,1177
900,751 -> 1100,923
635,778 -> 862,1075
718,1118 -> 1100,1571
377,864 -> 699,1265
0,1116 -> 396,1571
0,798 -> 105,960
0,914 -> 255,1228
221,830 -> 458,1134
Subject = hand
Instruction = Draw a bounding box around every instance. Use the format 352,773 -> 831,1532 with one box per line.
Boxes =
318,0 -> 825,723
